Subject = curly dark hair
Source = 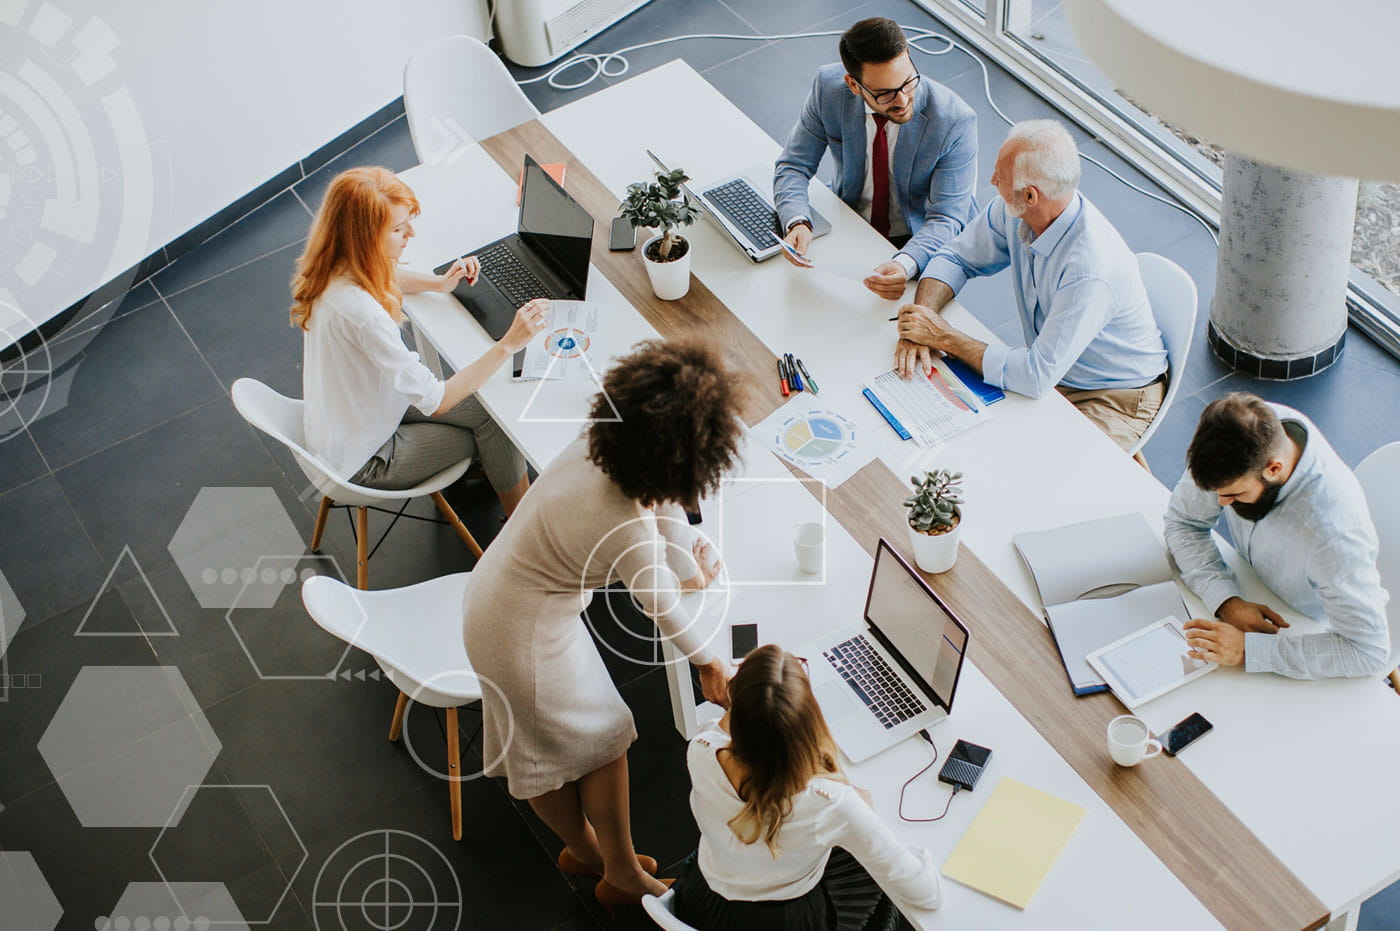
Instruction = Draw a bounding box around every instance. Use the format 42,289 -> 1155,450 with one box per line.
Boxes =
586,339 -> 745,508
1187,392 -> 1284,490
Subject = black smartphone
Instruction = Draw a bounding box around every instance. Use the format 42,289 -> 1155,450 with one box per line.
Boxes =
938,739 -> 992,791
1161,712 -> 1213,756
609,216 -> 636,251
730,623 -> 759,660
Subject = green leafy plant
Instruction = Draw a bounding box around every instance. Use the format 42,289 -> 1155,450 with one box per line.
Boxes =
904,469 -> 963,534
619,167 -> 699,263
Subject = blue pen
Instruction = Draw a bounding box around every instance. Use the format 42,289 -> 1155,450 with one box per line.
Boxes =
785,353 -> 803,391
863,388 -> 911,440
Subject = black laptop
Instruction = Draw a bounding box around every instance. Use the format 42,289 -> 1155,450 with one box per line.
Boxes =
434,154 -> 594,374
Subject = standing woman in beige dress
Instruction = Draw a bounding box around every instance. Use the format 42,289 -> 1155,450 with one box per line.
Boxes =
463,339 -> 743,906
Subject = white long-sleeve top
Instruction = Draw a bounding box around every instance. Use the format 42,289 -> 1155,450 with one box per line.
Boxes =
688,721 -> 942,907
1164,403 -> 1391,679
302,279 -> 444,481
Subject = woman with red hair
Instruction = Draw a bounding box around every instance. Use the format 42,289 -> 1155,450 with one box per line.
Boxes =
292,165 -> 545,513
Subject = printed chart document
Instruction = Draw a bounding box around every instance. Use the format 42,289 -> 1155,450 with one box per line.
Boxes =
754,397 -> 873,489
1012,513 -> 1189,696
942,777 -> 1085,910
517,300 -> 611,381
863,362 -> 992,448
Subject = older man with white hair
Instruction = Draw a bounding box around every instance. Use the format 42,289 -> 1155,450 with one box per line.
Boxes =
894,119 -> 1168,452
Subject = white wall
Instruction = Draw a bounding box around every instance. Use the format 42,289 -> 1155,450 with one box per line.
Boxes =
1,0 -> 487,340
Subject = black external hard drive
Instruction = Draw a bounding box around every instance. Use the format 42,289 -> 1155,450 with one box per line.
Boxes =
938,739 -> 992,791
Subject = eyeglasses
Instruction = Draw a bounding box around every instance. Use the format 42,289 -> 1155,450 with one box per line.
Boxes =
854,70 -> 921,106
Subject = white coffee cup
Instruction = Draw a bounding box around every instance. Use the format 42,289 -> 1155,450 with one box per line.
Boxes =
793,522 -> 825,575
1107,714 -> 1162,766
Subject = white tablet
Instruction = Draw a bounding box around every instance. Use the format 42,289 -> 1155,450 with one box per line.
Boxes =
1086,616 -> 1216,710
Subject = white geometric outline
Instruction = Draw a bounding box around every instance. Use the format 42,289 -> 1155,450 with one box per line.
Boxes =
396,669 -> 514,785
713,474 -> 831,586
516,346 -> 622,424
75,544 -> 178,637
148,783 -> 307,927
310,829 -> 463,931
222,554 -> 362,682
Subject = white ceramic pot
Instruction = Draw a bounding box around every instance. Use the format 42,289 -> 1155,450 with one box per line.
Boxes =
907,515 -> 962,573
641,234 -> 692,300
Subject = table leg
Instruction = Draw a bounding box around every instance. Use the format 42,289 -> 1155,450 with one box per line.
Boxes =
410,319 -> 446,379
1324,907 -> 1359,931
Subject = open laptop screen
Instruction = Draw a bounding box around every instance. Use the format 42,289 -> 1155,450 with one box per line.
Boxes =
518,155 -> 593,296
864,539 -> 970,712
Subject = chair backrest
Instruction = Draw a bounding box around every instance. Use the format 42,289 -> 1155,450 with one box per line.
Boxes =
301,573 -> 483,705
403,36 -> 540,164
1130,253 -> 1199,456
641,889 -> 696,931
230,377 -> 345,500
1355,441 -> 1400,666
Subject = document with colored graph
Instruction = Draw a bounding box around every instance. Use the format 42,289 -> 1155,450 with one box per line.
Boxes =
864,360 -> 994,447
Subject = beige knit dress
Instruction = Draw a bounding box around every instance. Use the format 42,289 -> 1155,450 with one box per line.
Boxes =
462,435 -> 719,799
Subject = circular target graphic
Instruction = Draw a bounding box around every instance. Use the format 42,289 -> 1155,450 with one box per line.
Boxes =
312,830 -> 462,931
775,409 -> 859,468
544,327 -> 589,359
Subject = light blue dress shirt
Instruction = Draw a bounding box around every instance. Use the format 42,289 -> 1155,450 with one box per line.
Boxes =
921,193 -> 1166,397
1164,404 -> 1392,679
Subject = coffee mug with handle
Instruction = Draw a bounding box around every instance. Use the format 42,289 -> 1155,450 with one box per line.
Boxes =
1107,714 -> 1162,767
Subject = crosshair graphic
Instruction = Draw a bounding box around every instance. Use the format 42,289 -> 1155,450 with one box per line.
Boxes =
1,1 -> 159,434
579,514 -> 730,667
311,830 -> 462,931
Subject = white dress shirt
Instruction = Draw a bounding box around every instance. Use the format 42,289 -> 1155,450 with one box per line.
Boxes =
302,278 -> 445,481
1164,404 -> 1392,679
688,721 -> 942,906
789,107 -> 918,278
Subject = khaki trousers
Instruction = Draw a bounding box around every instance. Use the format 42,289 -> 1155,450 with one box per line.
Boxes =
1057,377 -> 1166,452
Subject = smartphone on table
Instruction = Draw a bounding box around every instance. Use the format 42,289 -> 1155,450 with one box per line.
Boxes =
1161,712 -> 1213,756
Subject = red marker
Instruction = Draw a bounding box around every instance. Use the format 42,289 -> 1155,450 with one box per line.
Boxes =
777,358 -> 790,397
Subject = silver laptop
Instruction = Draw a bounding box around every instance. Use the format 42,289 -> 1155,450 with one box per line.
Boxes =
798,538 -> 970,763
647,150 -> 831,262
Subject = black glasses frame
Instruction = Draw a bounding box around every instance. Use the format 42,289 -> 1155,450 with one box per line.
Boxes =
854,69 -> 921,106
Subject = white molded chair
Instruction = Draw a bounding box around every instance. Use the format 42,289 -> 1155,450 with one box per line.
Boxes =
1131,253 -> 1199,458
302,572 -> 481,839
230,378 -> 482,589
642,889 -> 697,931
1355,441 -> 1400,693
403,35 -> 540,164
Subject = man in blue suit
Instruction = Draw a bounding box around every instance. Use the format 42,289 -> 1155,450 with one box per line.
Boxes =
774,17 -> 978,300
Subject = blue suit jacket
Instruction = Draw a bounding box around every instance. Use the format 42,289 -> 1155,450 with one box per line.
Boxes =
774,64 -> 979,272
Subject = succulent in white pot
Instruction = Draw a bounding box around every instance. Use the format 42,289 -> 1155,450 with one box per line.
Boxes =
904,469 -> 963,573
619,166 -> 699,301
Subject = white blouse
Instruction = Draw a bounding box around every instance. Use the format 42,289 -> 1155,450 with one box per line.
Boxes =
301,279 -> 445,480
688,722 -> 942,907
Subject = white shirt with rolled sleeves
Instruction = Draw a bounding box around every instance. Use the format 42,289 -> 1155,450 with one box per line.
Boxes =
687,721 -> 941,907
1164,404 -> 1392,679
920,193 -> 1166,397
302,278 -> 444,481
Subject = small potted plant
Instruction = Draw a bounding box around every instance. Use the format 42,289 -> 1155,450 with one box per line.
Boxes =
619,166 -> 699,301
904,469 -> 964,573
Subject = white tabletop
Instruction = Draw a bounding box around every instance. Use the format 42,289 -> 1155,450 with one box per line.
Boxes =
538,59 -> 1400,920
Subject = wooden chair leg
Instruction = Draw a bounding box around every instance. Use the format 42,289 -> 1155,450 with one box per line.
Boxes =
430,491 -> 484,559
1388,668 -> 1399,695
310,496 -> 332,552
446,706 -> 462,841
388,691 -> 409,742
355,506 -> 369,590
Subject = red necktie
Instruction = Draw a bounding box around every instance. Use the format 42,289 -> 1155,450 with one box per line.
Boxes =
871,114 -> 891,239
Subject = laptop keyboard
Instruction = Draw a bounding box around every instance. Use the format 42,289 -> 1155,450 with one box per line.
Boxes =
704,179 -> 781,250
478,243 -> 553,308
823,635 -> 927,730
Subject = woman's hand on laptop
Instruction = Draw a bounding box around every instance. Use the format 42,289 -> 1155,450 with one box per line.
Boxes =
435,255 -> 480,291
500,299 -> 552,352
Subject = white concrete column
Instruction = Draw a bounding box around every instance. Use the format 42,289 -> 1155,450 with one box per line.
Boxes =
1209,154 -> 1358,378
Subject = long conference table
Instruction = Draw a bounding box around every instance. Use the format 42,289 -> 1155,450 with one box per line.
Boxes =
397,60 -> 1400,931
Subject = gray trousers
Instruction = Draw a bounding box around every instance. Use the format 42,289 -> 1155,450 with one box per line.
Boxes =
352,395 -> 526,492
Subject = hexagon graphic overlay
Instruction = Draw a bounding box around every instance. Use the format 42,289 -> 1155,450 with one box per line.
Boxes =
224,554 -> 360,681
103,881 -> 248,931
168,487 -> 305,610
37,665 -> 220,827
0,851 -> 62,931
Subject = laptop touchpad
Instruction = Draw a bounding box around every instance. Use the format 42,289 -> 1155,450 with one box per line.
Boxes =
817,679 -> 862,721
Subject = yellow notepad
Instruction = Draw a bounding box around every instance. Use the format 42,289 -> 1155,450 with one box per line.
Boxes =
941,777 -> 1085,909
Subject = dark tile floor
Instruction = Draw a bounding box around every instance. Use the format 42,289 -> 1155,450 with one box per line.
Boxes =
1,0 -> 1398,929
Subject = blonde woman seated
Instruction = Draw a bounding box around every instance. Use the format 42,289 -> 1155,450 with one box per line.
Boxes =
674,645 -> 942,931
292,166 -> 545,513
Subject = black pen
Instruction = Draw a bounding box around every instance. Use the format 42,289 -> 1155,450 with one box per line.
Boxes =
786,353 -> 804,391
795,358 -> 819,395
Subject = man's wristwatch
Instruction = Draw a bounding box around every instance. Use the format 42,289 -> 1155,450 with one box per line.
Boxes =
786,218 -> 814,233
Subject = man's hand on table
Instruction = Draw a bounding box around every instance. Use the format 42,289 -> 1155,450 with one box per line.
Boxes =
864,262 -> 908,300
1184,618 -> 1246,666
1217,596 -> 1290,633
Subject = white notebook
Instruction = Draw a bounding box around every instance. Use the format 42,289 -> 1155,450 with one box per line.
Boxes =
1013,513 -> 1189,695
